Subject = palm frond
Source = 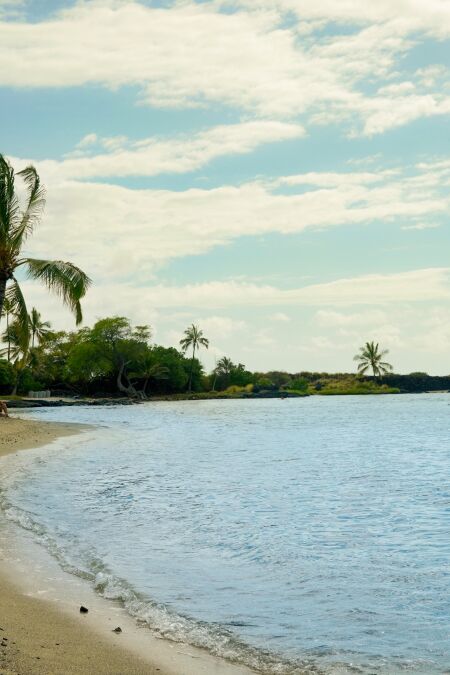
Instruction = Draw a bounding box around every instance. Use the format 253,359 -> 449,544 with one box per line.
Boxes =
0,155 -> 20,243
23,258 -> 92,325
179,337 -> 191,352
10,165 -> 46,248
5,280 -> 29,349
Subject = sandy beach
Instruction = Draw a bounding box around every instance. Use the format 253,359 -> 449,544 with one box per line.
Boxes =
0,416 -> 84,458
0,416 -> 255,675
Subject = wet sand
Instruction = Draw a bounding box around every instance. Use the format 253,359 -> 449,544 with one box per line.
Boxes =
0,416 -> 255,675
0,416 -> 82,457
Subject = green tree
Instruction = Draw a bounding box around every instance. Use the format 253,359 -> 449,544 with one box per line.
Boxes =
29,307 -> 51,348
353,341 -> 393,377
135,352 -> 169,396
0,318 -> 30,394
0,358 -> 14,389
0,155 -> 91,338
213,356 -> 234,390
67,317 -> 152,398
149,346 -> 189,393
179,324 -> 209,391
289,377 -> 309,392
1,318 -> 26,364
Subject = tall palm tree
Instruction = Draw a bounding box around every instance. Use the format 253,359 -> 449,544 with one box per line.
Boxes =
29,307 -> 51,348
179,323 -> 209,391
353,341 -> 393,377
0,155 -> 91,340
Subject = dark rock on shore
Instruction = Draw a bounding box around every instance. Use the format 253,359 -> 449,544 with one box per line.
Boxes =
8,398 -> 140,409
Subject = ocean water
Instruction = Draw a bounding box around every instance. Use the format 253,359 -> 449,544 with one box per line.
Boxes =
1,395 -> 450,674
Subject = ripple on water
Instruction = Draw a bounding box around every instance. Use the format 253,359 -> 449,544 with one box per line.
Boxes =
1,395 -> 450,675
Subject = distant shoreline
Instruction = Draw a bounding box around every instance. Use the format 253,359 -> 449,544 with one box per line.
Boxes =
7,387 -> 446,410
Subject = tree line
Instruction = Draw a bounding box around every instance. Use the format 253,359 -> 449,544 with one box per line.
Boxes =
0,314 -> 306,397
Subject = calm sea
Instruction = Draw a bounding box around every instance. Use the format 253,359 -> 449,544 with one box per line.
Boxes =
1,395 -> 449,674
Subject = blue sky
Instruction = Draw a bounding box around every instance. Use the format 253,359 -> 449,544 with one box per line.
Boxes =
1,0 -> 450,373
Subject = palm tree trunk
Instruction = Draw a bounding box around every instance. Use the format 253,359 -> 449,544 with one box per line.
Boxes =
11,367 -> 20,396
188,344 -> 196,392
0,277 -> 6,322
6,309 -> 10,362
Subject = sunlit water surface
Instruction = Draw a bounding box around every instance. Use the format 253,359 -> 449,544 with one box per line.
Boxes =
1,395 -> 449,674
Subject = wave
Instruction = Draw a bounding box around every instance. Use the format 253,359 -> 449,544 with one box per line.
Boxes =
0,493 -> 325,675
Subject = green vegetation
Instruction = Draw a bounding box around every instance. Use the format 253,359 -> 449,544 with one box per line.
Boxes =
0,156 -> 91,329
0,316 -> 410,398
179,324 -> 209,392
354,341 -> 393,377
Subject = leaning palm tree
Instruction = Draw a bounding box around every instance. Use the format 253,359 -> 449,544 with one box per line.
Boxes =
0,155 -> 91,340
179,323 -> 209,391
353,341 -> 393,377
29,307 -> 51,348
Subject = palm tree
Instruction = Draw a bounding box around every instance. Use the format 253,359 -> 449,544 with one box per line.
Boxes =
29,307 -> 51,348
0,155 -> 91,340
213,356 -> 235,390
179,323 -> 209,391
1,319 -> 25,364
2,296 -> 14,361
216,356 -> 234,376
354,341 -> 393,377
1,318 -> 29,394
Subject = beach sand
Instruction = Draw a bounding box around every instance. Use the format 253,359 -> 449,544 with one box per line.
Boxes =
0,416 -> 82,457
0,416 -> 255,675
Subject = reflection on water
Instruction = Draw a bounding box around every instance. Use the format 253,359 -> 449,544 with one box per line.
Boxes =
1,395 -> 450,674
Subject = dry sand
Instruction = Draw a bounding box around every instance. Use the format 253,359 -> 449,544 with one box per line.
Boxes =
0,416 -> 256,675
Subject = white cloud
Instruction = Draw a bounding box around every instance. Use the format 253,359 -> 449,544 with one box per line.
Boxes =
270,312 -> 291,322
1,1 -> 450,134
8,159 -> 446,282
17,268 -> 450,339
193,315 -> 247,339
220,0 -> 450,35
401,222 -> 440,230
315,309 -> 389,328
38,121 -> 305,179
76,133 -> 99,148
124,269 -> 449,309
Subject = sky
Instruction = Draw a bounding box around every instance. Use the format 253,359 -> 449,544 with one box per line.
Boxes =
1,0 -> 450,374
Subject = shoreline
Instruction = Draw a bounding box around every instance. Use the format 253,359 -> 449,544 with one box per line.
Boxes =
0,416 -> 86,458
0,416 -> 256,675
